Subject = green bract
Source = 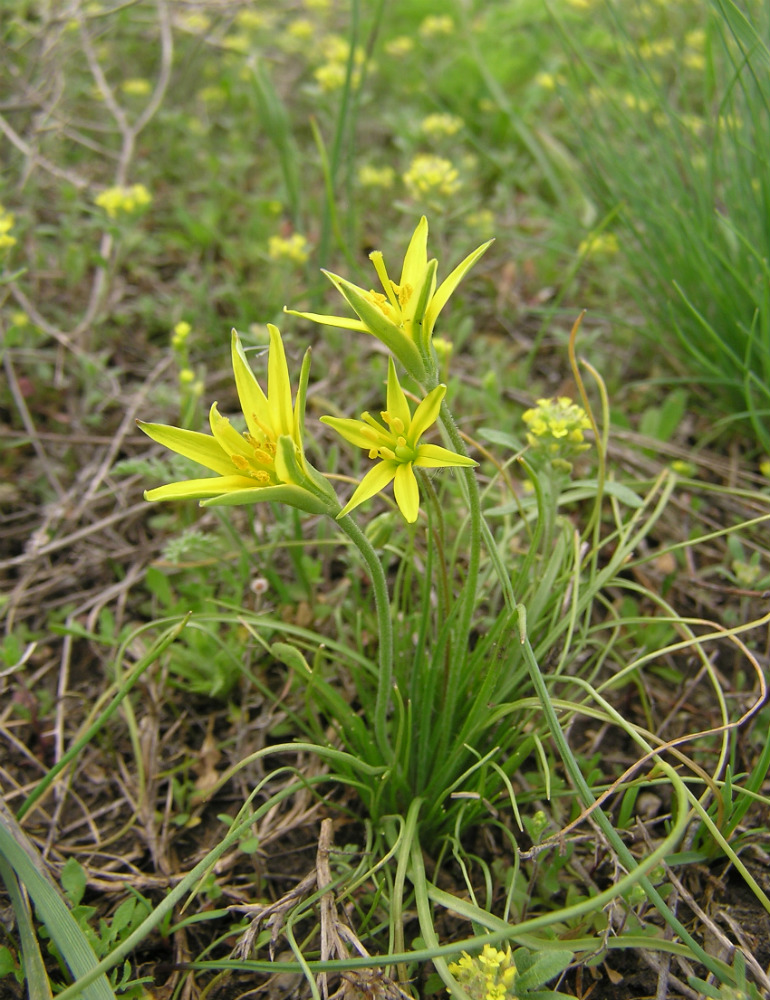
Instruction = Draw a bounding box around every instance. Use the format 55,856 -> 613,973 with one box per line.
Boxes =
138,325 -> 337,515
321,357 -> 477,523
286,215 -> 492,383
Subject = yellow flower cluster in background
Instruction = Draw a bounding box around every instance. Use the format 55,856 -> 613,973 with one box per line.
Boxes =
313,34 -> 366,91
420,112 -> 464,138
0,205 -> 17,251
448,945 -> 518,1000
578,231 -> 619,257
404,154 -> 460,200
358,165 -> 396,189
94,183 -> 152,219
418,15 -> 454,38
268,233 -> 310,264
523,396 -> 592,472
120,78 -> 152,96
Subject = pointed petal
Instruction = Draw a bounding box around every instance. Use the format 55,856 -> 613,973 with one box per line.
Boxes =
137,420 -> 236,476
393,463 -> 420,523
283,306 -> 369,333
410,257 -> 438,353
425,238 -> 494,337
267,324 -> 294,438
144,474 -> 256,502
414,443 -> 478,468
231,330 -> 270,440
338,461 -> 398,518
400,216 -> 429,289
386,357 -> 412,431
409,384 -> 446,442
293,346 -> 312,457
208,402 -> 253,460
321,415 -> 384,451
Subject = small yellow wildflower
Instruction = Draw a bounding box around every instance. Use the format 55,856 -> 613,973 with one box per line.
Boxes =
180,11 -> 210,34
448,944 -> 518,1000
0,205 -> 17,250
564,0 -> 592,8
404,155 -> 460,200
622,93 -> 651,113
384,36 -> 414,57
685,28 -> 706,50
670,459 -> 696,477
322,357 -> 477,523
358,165 -> 395,189
466,210 -> 496,239
683,51 -> 706,71
121,78 -> 152,96
287,18 -> 314,40
523,397 -> 592,472
269,233 -> 310,265
418,15 -> 454,38
10,310 -> 29,327
235,10 -> 269,30
94,184 -> 152,219
420,113 -> 464,138
139,327 -> 337,515
759,458 -> 770,479
578,232 -> 619,257
172,321 -> 192,349
314,62 -> 348,91
535,71 -> 557,90
639,38 -> 675,59
179,368 -> 196,385
222,33 -> 250,53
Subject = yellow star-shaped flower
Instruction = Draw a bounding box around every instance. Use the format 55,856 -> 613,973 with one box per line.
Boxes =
322,357 -> 477,523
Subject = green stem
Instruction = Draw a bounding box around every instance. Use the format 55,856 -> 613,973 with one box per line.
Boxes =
336,513 -> 395,763
437,400 -> 482,680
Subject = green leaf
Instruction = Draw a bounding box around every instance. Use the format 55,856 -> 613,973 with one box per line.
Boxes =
61,858 -> 87,907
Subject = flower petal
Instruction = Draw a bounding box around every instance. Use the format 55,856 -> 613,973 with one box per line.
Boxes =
338,461 -> 398,518
409,384 -> 446,442
369,251 -> 399,310
208,403 -> 254,461
414,443 -> 477,468
137,420 -> 236,476
144,474 -> 256,502
266,324 -> 294,438
231,330 -> 270,441
393,462 -> 420,523
283,306 -> 369,333
385,357 -> 412,432
400,216 -> 429,290
425,238 -> 494,337
321,415 -> 384,451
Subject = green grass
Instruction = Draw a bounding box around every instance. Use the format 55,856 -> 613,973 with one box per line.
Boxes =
1,2 -> 770,999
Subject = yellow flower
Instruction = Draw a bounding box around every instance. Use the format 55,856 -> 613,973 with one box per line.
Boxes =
578,231 -> 619,257
0,205 -> 17,250
522,397 -> 591,472
403,154 -> 460,200
286,216 -> 492,382
268,233 -> 310,265
322,357 -> 476,523
172,321 -> 191,348
120,78 -> 151,96
94,183 -> 152,219
420,113 -> 464,138
138,327 -> 336,515
357,164 -> 395,189
314,62 -> 348,91
384,36 -> 414,57
448,944 -> 518,1000
418,15 -> 454,38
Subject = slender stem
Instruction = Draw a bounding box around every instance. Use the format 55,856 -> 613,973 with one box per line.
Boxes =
437,400 -> 482,671
336,513 -> 395,763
